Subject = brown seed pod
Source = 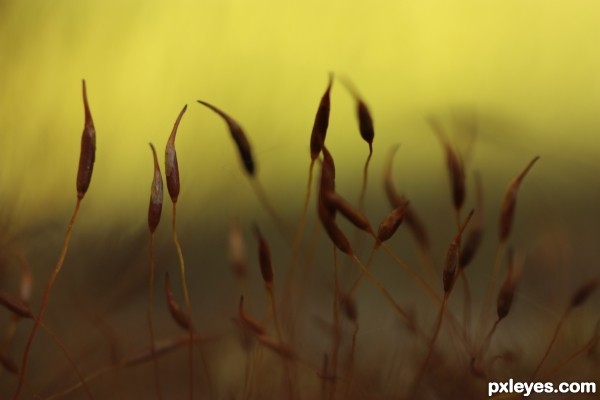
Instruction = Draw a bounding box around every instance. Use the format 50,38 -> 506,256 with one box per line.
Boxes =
443,209 -> 474,293
318,199 -> 353,255
382,144 -> 430,250
319,146 -> 337,217
429,117 -> 465,211
147,143 -> 163,233
340,78 -> 374,153
498,156 -> 539,242
310,74 -> 333,160
496,249 -> 522,320
460,173 -> 484,268
165,105 -> 187,203
377,201 -> 410,244
197,100 -> 255,176
76,79 -> 96,199
253,225 -> 274,286
238,296 -> 265,336
324,191 -> 373,234
570,278 -> 599,309
164,272 -> 191,331
0,291 -> 33,319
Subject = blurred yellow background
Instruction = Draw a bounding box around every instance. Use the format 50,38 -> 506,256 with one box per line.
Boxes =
1,0 -> 599,237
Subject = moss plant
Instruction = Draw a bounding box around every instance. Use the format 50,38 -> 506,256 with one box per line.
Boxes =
1,78 -> 599,400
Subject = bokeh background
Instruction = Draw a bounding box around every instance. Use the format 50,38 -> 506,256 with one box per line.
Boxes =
1,0 -> 600,398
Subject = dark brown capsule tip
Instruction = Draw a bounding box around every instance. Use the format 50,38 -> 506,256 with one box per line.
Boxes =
164,105 -> 187,203
310,75 -> 334,160
496,250 -> 519,320
76,79 -> 96,199
197,100 -> 255,176
357,100 -> 375,147
570,278 -> 599,309
148,143 -> 163,233
498,156 -> 539,242
253,225 -> 274,285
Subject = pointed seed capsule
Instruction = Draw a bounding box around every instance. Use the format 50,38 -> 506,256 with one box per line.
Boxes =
165,105 -> 187,203
197,100 -> 255,176
76,80 -> 96,199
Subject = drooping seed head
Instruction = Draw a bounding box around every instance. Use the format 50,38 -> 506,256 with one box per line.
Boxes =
310,74 -> 333,160
498,156 -> 539,243
165,105 -> 187,203
377,201 -> 410,244
317,199 -> 353,255
570,278 -> 599,309
443,209 -> 475,293
164,272 -> 191,331
324,191 -> 373,234
382,144 -> 430,250
76,79 -> 96,199
429,117 -> 465,211
340,77 -> 375,154
497,249 -> 522,320
147,143 -> 163,233
253,225 -> 274,286
197,100 -> 255,176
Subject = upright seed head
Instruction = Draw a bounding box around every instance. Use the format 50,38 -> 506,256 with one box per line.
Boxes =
443,209 -> 475,293
498,156 -> 539,242
165,105 -> 187,203
197,100 -> 255,176
460,173 -> 484,269
319,146 -> 337,217
76,79 -> 96,199
497,249 -> 522,320
570,278 -> 599,309
253,225 -> 274,287
429,117 -> 465,211
147,143 -> 163,233
310,74 -> 333,160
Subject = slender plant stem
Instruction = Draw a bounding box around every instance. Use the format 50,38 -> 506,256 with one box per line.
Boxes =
531,309 -> 570,379
148,232 -> 162,399
171,203 -> 194,400
13,198 -> 82,400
